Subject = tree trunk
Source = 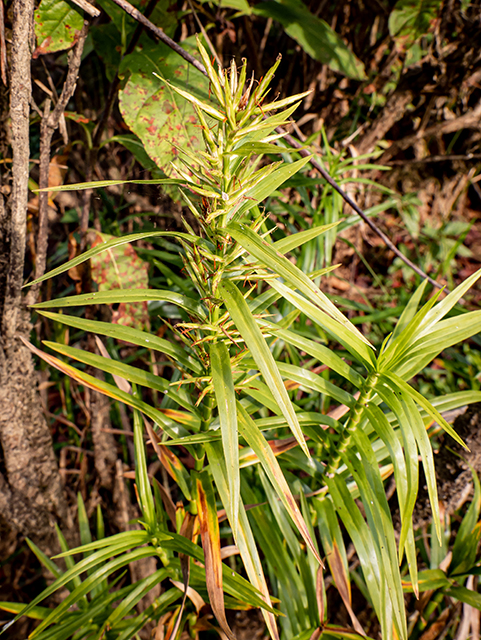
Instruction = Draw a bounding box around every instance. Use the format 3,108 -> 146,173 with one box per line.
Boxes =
0,0 -> 70,557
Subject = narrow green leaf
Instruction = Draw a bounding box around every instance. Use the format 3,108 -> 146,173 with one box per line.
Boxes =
206,441 -> 280,640
25,539 -> 62,581
55,530 -> 153,557
227,141 -> 288,156
262,320 -> 364,388
372,383 -> 419,559
379,287 -> 442,370
269,279 -> 375,369
275,361 -> 356,407
77,493 -> 92,548
102,569 -> 170,631
389,279 -> 428,344
133,408 -> 156,529
320,484 -> 382,623
384,372 -> 466,449
418,266 -> 481,335
273,221 -> 341,255
227,221 -> 371,347
44,341 -> 198,416
381,375 -> 443,543
402,568 -> 450,592
397,311 -> 481,379
451,466 -> 481,575
6,534 -> 151,631
31,548 -> 157,637
32,586 -> 134,640
54,524 -> 82,594
218,280 -> 309,456
237,402 -> 322,565
0,602 -> 50,621
195,36 -> 225,105
154,74 -> 225,121
23,339 -> 185,438
430,391 -> 481,414
232,156 -> 312,221
260,90 -> 313,113
36,178 -> 184,193
315,498 -> 364,635
343,435 -> 407,640
33,289 -> 206,320
446,585 -> 481,609
37,311 -> 203,374
210,341 -> 239,534
24,230 -> 198,287
363,405 -> 410,555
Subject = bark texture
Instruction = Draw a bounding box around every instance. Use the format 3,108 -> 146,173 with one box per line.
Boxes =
0,0 -> 69,557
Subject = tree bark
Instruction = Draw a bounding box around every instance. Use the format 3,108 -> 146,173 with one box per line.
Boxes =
0,0 -> 70,557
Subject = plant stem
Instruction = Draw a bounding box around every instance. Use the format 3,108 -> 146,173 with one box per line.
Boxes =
325,371 -> 379,477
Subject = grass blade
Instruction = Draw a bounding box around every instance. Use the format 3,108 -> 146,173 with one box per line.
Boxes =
44,341 -> 198,415
24,231 -> 198,287
227,221 -> 370,346
206,441 -> 280,640
219,280 -> 309,456
33,289 -> 206,320
210,341 -> 239,534
36,311 -> 203,374
237,402 -> 322,565
269,280 -> 375,369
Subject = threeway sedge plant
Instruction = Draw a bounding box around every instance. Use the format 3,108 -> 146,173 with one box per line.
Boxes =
6,38 -> 481,640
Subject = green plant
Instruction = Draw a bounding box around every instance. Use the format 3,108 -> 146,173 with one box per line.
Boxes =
5,39 -> 481,640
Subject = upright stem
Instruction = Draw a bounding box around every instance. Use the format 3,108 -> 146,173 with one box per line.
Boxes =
3,0 -> 33,338
325,371 -> 379,478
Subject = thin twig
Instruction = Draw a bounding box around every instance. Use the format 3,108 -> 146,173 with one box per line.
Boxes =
27,22 -> 89,305
69,0 -> 100,17
387,153 -> 481,165
187,0 -> 222,67
0,0 -> 7,85
108,0 -> 206,75
277,128 -> 447,291
94,0 -> 447,291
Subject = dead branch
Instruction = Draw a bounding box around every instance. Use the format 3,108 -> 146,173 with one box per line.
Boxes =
381,98 -> 481,162
70,0 -> 100,17
109,0 -> 205,75
27,22 -> 89,305
0,0 -> 7,86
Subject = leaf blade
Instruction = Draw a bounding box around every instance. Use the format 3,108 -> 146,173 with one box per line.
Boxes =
210,341 -> 239,534
218,280 -> 309,456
